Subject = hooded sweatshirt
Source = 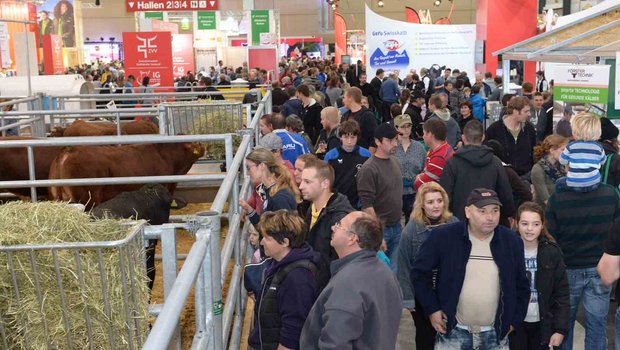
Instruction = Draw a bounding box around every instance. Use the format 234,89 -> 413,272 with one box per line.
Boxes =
428,108 -> 461,148
249,243 -> 321,350
439,145 -> 516,220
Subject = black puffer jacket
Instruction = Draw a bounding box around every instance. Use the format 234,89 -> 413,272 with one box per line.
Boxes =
304,193 -> 354,289
300,100 -> 323,145
533,239 -> 570,345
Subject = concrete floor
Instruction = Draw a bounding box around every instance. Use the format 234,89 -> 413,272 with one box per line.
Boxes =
395,302 -> 619,350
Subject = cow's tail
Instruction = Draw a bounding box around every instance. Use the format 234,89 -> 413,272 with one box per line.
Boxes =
48,151 -> 73,202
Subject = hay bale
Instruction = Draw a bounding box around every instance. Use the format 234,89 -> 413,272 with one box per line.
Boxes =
0,202 -> 150,349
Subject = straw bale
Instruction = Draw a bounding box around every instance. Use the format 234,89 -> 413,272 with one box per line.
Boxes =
0,202 -> 150,349
192,100 -> 242,161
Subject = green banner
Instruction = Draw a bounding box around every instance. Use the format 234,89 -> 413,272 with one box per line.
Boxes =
556,86 -> 609,104
197,11 -> 216,30
145,12 -> 164,21
251,10 -> 270,46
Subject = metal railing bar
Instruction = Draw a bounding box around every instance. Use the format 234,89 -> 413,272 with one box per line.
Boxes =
0,133 -> 232,147
141,234 -> 211,350
210,134 -> 251,214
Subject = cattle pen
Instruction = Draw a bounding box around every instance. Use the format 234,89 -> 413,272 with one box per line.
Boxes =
0,89 -> 273,349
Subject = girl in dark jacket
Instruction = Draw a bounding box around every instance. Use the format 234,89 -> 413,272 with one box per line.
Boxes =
509,202 -> 570,349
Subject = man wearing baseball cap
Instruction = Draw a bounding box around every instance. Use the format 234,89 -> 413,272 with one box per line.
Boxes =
356,123 -> 403,267
412,188 -> 529,348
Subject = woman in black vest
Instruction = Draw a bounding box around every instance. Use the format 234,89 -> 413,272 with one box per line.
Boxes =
247,210 -> 321,350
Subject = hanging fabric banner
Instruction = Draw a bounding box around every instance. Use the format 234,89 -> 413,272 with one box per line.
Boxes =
334,12 -> 347,65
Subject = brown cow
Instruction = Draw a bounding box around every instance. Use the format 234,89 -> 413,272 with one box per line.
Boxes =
48,142 -> 205,207
0,136 -> 63,198
50,120 -> 159,137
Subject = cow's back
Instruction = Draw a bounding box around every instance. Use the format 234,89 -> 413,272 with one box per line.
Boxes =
122,120 -> 159,135
0,136 -> 62,197
62,120 -> 123,136
49,142 -> 204,206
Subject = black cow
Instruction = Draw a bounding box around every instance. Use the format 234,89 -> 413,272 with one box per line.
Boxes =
91,184 -> 173,291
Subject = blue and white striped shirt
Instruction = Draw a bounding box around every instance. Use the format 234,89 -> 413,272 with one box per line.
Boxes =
559,140 -> 606,188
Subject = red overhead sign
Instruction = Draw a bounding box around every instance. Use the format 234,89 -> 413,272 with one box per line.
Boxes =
123,31 -> 174,89
126,0 -> 218,12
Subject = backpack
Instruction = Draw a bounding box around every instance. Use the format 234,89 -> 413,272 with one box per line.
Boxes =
423,74 -> 435,96
601,153 -> 620,196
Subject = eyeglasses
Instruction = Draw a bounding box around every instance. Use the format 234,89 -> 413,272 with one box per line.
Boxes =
333,220 -> 356,235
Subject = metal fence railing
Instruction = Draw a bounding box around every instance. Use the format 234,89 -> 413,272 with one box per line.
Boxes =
161,101 -> 243,136
142,90 -> 272,350
0,89 -> 273,350
0,222 -> 147,349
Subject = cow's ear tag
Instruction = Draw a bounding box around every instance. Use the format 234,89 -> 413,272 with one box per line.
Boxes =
193,148 -> 200,155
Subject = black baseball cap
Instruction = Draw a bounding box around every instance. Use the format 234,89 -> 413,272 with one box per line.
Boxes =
374,123 -> 398,140
466,188 -> 502,208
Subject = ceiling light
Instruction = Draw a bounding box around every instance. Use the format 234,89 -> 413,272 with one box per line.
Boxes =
434,0 -> 441,6
377,0 -> 384,7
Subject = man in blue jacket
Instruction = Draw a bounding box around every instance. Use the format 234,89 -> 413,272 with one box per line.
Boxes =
412,188 -> 529,348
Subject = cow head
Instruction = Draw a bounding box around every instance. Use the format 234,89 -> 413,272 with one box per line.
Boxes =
49,126 -> 66,137
186,142 -> 206,158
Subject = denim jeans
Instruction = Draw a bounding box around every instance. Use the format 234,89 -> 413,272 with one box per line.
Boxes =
615,306 -> 620,350
435,326 -> 509,350
559,267 -> 611,350
383,221 -> 401,271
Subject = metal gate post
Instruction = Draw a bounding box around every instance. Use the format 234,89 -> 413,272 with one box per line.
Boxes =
196,211 -> 223,350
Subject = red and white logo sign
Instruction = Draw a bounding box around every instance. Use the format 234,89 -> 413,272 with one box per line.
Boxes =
126,0 -> 218,12
123,31 -> 173,89
137,35 -> 159,59
172,34 -> 195,79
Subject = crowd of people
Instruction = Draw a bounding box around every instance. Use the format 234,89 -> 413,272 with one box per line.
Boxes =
238,59 -> 620,350
18,55 -> 619,348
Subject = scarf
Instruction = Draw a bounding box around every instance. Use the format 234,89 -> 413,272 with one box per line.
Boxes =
540,155 -> 565,183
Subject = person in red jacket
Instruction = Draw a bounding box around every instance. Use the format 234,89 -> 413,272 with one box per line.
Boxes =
414,119 -> 454,191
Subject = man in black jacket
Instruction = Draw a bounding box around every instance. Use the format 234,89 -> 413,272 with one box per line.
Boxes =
297,84 -> 323,144
439,120 -> 515,224
342,87 -> 378,153
299,159 -> 354,289
485,96 -> 536,177
370,69 -> 384,115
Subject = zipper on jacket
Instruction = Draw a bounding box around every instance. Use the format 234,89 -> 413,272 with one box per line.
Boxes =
257,274 -> 271,348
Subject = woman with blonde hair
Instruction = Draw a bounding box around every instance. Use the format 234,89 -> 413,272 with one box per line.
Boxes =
239,148 -> 300,226
395,182 -> 458,350
531,134 -> 568,207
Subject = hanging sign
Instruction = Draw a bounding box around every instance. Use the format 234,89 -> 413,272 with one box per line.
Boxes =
197,11 -> 216,30
365,4 -> 475,78
123,31 -> 174,88
126,0 -> 218,12
554,64 -> 611,104
250,10 -> 270,46
172,34 -> 195,78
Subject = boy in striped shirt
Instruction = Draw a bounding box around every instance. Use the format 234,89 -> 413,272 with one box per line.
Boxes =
558,112 -> 606,192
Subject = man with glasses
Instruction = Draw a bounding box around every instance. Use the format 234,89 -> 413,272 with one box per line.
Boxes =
300,211 -> 403,349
